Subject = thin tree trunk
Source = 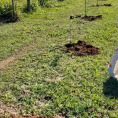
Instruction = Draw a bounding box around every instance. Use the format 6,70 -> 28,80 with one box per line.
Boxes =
85,0 -> 87,16
12,0 -> 15,16
97,0 -> 98,6
27,0 -> 31,12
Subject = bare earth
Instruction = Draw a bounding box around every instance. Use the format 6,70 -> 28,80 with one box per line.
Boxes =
0,44 -> 35,72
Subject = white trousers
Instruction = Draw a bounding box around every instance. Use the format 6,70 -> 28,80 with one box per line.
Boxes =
108,66 -> 114,78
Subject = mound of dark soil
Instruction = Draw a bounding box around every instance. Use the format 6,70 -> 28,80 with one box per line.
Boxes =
65,40 -> 100,56
81,15 -> 102,21
104,4 -> 111,6
92,4 -> 111,7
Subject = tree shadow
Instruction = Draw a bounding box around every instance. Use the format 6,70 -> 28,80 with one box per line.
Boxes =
103,77 -> 118,99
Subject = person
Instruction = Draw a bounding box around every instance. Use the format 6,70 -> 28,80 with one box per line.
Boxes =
108,63 -> 114,78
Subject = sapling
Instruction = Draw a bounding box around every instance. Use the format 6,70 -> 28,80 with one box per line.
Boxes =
85,0 -> 87,16
97,0 -> 98,6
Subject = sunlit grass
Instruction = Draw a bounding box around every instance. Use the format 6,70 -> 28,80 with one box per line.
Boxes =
0,0 -> 118,117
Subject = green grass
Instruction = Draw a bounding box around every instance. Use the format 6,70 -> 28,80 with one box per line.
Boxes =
1,0 -> 118,117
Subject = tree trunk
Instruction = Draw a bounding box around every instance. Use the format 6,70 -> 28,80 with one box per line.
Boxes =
97,0 -> 98,6
27,0 -> 31,12
12,0 -> 15,16
85,0 -> 86,16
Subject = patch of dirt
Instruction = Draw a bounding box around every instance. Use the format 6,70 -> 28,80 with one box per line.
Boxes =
0,102 -> 19,115
44,76 -> 62,82
21,90 -> 31,96
114,105 -> 118,110
91,4 -> 111,7
65,40 -> 100,56
6,114 -> 49,118
0,57 -> 15,71
1,113 -> 65,118
84,106 -> 93,113
77,20 -> 84,24
0,44 -> 35,72
97,112 -> 102,118
81,15 -> 102,21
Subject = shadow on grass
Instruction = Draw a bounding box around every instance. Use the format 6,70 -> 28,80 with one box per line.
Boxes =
103,77 -> 118,99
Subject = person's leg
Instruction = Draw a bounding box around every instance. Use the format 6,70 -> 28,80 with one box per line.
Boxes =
108,66 -> 114,78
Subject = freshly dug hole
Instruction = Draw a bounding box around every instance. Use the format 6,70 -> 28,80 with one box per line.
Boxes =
65,40 -> 100,56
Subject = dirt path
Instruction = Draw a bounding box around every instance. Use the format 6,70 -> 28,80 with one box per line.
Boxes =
5,113 -> 65,118
0,101 -> 19,115
0,44 -> 36,72
0,57 -> 15,71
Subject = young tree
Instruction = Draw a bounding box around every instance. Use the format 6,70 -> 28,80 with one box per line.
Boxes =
27,0 -> 31,12
12,0 -> 15,16
97,0 -> 98,6
85,0 -> 87,16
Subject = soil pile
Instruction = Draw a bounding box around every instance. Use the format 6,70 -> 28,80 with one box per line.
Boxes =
91,4 -> 111,7
65,40 -> 100,56
104,4 -> 111,6
81,15 -> 102,21
97,4 -> 111,6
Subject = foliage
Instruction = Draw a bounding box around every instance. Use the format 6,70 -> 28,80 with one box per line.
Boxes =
0,0 -> 13,19
38,0 -> 58,7
22,0 -> 39,13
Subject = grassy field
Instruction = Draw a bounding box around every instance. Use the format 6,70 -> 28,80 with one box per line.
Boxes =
1,0 -> 118,117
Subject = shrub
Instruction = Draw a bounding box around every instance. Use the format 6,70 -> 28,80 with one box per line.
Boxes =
38,0 -> 57,7
38,0 -> 48,6
22,0 -> 39,13
0,0 -> 13,19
